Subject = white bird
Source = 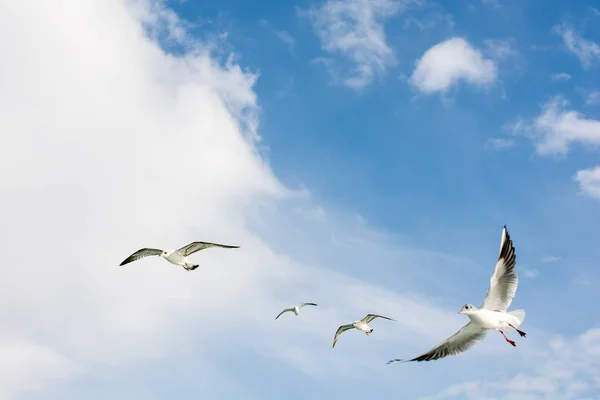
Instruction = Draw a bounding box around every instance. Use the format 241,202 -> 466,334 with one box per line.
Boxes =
119,241 -> 240,271
388,225 -> 526,364
274,302 -> 318,320
332,314 -> 395,348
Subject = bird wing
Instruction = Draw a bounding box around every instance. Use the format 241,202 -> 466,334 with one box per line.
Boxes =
274,308 -> 294,320
299,302 -> 318,308
119,248 -> 163,266
175,241 -> 240,257
332,324 -> 354,348
482,225 -> 518,311
362,314 -> 395,324
387,322 -> 487,364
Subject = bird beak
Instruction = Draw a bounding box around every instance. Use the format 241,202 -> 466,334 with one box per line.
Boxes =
458,310 -> 463,314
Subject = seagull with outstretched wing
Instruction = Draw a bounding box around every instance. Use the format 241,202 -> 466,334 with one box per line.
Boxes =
388,225 -> 526,364
332,313 -> 395,348
275,302 -> 318,320
119,241 -> 240,271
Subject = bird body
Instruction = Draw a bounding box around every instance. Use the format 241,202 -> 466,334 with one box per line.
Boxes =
352,319 -> 374,334
161,250 -> 189,267
388,225 -> 526,364
462,307 -> 525,331
119,241 -> 240,271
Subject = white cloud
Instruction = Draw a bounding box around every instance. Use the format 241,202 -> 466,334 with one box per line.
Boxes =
422,328 -> 600,400
484,39 -> 516,61
574,166 -> 600,200
524,97 -> 600,156
276,29 -> 296,53
484,137 -> 516,150
5,1 -> 596,399
524,269 -> 540,278
0,336 -> 76,399
554,24 -> 600,69
301,0 -> 414,89
587,91 -> 600,105
551,72 -> 572,81
0,0 -> 491,397
481,0 -> 501,8
540,255 -> 560,263
410,37 -> 497,94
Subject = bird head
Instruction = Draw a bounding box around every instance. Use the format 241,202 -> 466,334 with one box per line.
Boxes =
160,250 -> 170,258
458,304 -> 474,314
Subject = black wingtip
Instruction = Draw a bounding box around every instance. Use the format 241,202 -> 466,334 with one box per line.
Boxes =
498,225 -> 515,260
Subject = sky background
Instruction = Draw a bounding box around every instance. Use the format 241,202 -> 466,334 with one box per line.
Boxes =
0,0 -> 599,399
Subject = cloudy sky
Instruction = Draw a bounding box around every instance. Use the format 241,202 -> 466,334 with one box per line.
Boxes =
1,0 -> 599,399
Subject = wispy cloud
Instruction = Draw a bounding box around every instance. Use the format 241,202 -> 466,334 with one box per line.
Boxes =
484,137 -> 516,150
301,0 -> 417,89
586,91 -> 600,105
481,0 -> 501,8
541,255 -> 560,263
554,24 -> 600,69
517,96 -> 600,156
410,37 -> 497,94
574,166 -> 600,200
551,72 -> 571,81
483,39 -> 516,61
276,29 -> 296,54
523,268 -> 540,278
422,328 -> 600,400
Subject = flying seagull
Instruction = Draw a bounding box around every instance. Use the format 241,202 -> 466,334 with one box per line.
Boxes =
388,225 -> 526,364
275,302 -> 318,320
119,241 -> 240,271
332,314 -> 394,348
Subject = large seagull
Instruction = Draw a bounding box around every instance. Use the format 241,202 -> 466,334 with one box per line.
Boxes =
119,241 -> 240,271
388,225 -> 526,364
332,314 -> 395,348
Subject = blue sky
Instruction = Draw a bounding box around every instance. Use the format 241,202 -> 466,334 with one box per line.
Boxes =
168,0 -> 600,322
1,0 -> 600,399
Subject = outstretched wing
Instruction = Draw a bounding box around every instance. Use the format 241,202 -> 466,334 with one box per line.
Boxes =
176,241 -> 240,257
362,314 -> 395,324
482,225 -> 518,311
387,322 -> 486,364
299,302 -> 318,308
275,308 -> 294,320
119,248 -> 163,266
332,324 -> 354,348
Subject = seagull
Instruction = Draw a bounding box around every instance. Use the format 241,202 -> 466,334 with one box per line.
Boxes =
387,225 -> 526,364
332,314 -> 395,348
119,241 -> 240,271
274,302 -> 318,320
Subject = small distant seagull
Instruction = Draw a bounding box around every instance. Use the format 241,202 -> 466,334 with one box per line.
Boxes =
119,241 -> 240,271
275,302 -> 318,320
388,225 -> 526,364
332,314 -> 394,348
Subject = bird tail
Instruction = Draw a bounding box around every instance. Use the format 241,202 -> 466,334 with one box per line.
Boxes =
189,264 -> 199,270
508,309 -> 525,326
